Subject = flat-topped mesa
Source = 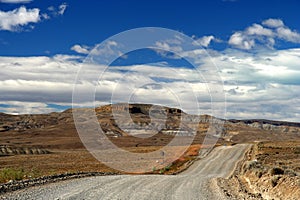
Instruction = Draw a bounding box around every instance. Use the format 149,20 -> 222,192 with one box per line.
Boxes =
95,103 -> 184,115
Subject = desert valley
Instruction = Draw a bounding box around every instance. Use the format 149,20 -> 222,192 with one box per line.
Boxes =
0,104 -> 299,199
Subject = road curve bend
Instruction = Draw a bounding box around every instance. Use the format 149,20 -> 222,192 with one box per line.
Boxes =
1,144 -> 250,200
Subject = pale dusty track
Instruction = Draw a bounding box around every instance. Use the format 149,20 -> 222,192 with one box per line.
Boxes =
1,144 -> 250,200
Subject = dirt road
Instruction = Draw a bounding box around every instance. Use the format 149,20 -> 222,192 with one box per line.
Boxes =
1,144 -> 250,200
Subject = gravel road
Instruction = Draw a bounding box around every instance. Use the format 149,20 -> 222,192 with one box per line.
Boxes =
1,144 -> 250,200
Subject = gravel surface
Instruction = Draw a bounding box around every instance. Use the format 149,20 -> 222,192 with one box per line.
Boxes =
0,144 -> 250,200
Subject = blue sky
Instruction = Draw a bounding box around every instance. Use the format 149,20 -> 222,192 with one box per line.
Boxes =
1,0 -> 300,55
0,0 -> 300,122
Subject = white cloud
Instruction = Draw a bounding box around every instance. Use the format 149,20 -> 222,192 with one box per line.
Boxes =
228,32 -> 255,50
193,35 -> 215,47
46,3 -> 67,17
228,18 -> 300,50
246,24 -> 273,36
0,3 -> 69,30
89,40 -> 126,61
71,44 -> 90,54
41,13 -> 50,20
155,41 -> 183,52
262,18 -> 284,28
229,23 -> 274,50
0,6 -> 40,31
0,0 -> 32,3
150,36 -> 185,58
58,3 -> 67,15
276,26 -> 300,43
47,6 -> 55,12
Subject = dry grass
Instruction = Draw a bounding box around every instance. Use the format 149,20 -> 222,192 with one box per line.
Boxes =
0,168 -> 41,183
255,141 -> 300,173
0,144 -> 206,182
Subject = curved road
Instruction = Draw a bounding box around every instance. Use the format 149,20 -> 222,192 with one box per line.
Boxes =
1,144 -> 250,200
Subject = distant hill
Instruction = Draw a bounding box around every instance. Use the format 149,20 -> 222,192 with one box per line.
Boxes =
0,103 -> 299,144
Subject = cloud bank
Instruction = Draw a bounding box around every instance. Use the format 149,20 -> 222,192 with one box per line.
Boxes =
1,47 -> 300,122
0,18 -> 299,122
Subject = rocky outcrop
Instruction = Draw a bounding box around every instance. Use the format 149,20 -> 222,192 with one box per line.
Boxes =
0,146 -> 50,156
96,104 -> 198,137
96,104 -> 182,115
